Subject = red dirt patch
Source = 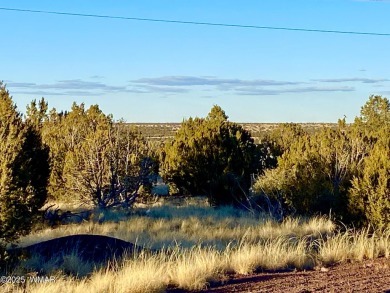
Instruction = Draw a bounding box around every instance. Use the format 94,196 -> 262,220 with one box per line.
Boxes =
170,257 -> 390,293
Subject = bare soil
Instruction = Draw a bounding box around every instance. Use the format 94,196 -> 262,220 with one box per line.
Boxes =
196,258 -> 390,293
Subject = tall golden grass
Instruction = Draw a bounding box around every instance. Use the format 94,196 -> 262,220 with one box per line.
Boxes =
3,204 -> 390,293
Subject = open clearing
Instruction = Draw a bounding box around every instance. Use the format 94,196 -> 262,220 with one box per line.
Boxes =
2,199 -> 390,293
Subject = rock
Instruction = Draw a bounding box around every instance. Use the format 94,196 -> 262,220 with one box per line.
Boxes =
7,234 -> 151,264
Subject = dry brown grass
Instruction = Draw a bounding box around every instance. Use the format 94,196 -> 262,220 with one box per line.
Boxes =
3,204 -> 390,293
317,228 -> 390,265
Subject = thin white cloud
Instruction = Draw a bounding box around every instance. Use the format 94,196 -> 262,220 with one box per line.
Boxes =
237,86 -> 355,96
12,90 -> 101,96
7,79 -> 191,96
39,79 -> 126,91
5,82 -> 37,87
6,79 -> 130,96
133,76 -> 302,87
314,78 -> 389,84
138,85 -> 189,93
6,75 -> 378,98
131,75 -> 356,96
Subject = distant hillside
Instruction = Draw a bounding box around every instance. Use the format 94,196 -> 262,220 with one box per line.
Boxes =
128,123 -> 338,143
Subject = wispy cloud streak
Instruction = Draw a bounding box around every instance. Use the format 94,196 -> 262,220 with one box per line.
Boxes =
8,74 -> 383,97
133,76 -> 302,87
314,77 -> 389,84
237,86 -> 355,95
132,76 -> 357,96
6,79 -> 130,96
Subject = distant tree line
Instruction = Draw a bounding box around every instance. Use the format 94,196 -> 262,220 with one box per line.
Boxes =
1,81 -> 389,255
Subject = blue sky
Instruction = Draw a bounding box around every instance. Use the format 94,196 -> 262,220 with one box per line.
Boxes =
1,0 -> 390,122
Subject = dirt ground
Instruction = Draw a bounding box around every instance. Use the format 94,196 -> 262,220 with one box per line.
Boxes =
198,257 -> 390,293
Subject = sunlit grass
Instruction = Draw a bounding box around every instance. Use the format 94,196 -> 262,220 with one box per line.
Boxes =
18,205 -> 335,250
226,236 -> 313,275
3,203 -> 390,293
317,228 -> 390,265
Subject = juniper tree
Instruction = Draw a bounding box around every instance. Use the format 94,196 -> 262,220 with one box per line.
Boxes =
266,123 -> 306,157
61,106 -> 155,208
26,97 -> 49,129
39,108 -> 68,199
347,96 -> 390,228
0,83 -> 50,244
254,119 -> 366,217
349,128 -> 390,229
161,105 -> 263,205
254,96 -> 390,222
358,95 -> 390,129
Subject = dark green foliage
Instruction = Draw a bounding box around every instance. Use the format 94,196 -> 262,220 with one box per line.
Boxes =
255,121 -> 370,217
266,123 -> 307,157
26,98 -> 49,129
255,131 -> 327,214
358,95 -> 390,129
2,80 -> 389,230
41,108 -> 68,199
255,96 -> 390,227
40,103 -> 113,201
349,128 -> 390,229
347,96 -> 390,228
257,123 -> 307,170
0,83 -> 50,245
161,105 -> 263,205
13,127 -> 50,205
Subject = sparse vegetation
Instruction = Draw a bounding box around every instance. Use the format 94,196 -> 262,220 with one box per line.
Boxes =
2,203 -> 390,293
1,86 -> 390,292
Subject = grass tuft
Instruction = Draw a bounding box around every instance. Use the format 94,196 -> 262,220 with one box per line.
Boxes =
4,204 -> 389,293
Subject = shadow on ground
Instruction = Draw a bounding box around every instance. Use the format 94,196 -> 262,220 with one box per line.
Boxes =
7,234 -> 148,265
